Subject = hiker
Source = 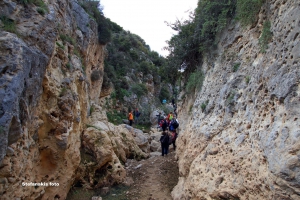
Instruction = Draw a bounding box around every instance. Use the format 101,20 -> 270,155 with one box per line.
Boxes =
171,131 -> 178,150
156,112 -> 161,124
133,108 -> 141,124
160,118 -> 168,131
172,98 -> 175,107
156,112 -> 162,130
169,117 -> 179,131
160,131 -> 169,156
167,112 -> 174,122
128,111 -> 133,126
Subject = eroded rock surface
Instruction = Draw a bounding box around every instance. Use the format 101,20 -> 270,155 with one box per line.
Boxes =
173,0 -> 300,199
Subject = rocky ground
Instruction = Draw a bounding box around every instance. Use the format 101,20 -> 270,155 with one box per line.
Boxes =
67,148 -> 179,200
124,150 -> 179,200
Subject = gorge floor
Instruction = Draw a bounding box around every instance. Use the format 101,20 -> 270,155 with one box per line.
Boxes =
124,150 -> 179,200
67,149 -> 179,200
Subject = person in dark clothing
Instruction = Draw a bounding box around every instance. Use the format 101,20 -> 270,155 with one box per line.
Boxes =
160,131 -> 169,156
133,108 -> 141,124
156,112 -> 161,125
161,118 -> 168,131
172,98 -> 175,107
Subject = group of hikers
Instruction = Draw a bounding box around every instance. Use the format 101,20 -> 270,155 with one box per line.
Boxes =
128,98 -> 179,157
158,99 -> 179,156
158,111 -> 179,156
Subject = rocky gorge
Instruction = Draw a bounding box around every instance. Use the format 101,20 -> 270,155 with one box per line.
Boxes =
0,0 -> 299,199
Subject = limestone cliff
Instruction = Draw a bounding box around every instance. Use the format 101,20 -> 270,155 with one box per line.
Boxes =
0,0 -> 147,199
173,0 -> 300,199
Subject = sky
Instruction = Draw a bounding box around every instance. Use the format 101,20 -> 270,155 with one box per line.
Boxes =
100,0 -> 198,57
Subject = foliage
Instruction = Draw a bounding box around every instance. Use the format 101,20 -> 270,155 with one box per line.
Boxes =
201,100 -> 209,112
60,34 -> 75,45
107,110 -> 126,125
226,91 -> 236,106
59,87 -> 68,97
18,0 -> 48,13
104,27 -> 167,103
165,0 -> 236,86
245,75 -> 250,84
89,104 -> 95,115
90,70 -> 102,81
56,42 -> 64,49
185,70 -> 204,94
0,16 -> 17,34
236,0 -> 265,26
159,85 -> 171,103
259,20 -> 272,53
130,83 -> 148,99
80,1 -> 111,44
233,63 -> 240,72
36,7 -> 46,15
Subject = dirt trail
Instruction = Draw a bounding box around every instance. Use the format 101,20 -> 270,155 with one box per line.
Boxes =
124,149 -> 179,200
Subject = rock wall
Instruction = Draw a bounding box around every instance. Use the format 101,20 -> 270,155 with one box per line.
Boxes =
173,0 -> 300,199
0,0 -> 147,199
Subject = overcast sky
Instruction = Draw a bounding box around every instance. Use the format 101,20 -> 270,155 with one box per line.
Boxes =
100,0 -> 198,57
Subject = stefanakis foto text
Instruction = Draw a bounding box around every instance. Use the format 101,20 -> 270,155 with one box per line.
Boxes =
22,182 -> 59,187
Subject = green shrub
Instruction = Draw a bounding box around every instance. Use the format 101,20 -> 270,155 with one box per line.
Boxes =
259,20 -> 272,53
56,42 -> 64,49
89,104 -> 95,115
60,34 -> 75,45
245,75 -> 250,84
159,86 -> 171,103
236,0 -> 265,26
233,63 -> 240,72
36,7 -> 46,15
226,91 -> 235,106
131,83 -> 148,99
66,62 -> 72,70
80,1 -> 111,44
201,103 -> 206,112
34,0 -> 48,12
186,70 -> 204,94
0,16 -> 17,34
60,87 -> 68,97
90,70 -> 102,81
107,110 -> 126,125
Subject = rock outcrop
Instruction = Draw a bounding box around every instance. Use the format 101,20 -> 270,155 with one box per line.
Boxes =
0,0 -> 148,199
173,0 -> 300,199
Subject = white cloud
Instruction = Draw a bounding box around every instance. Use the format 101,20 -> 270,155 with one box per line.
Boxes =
100,0 -> 198,57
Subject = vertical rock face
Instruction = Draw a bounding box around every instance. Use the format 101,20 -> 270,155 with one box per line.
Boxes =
173,0 -> 300,199
0,0 -> 141,199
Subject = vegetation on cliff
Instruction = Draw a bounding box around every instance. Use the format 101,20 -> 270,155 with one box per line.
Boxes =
165,0 -> 269,96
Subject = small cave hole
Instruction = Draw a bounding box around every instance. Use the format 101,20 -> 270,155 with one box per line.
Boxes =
107,165 -> 112,170
93,180 -> 98,185
74,181 -> 83,187
54,194 -> 60,199
294,118 -> 298,121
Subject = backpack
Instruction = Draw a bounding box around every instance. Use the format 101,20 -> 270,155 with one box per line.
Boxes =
161,134 -> 169,144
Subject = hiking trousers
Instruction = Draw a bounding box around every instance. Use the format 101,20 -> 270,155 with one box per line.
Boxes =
161,143 -> 169,156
